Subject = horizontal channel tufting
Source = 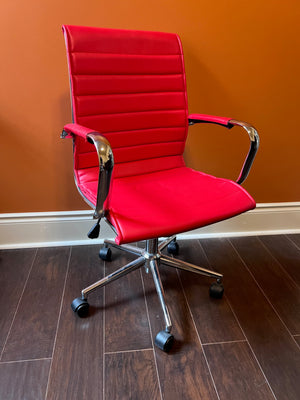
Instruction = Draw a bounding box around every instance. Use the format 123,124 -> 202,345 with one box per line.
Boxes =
74,92 -> 186,117
65,25 -> 182,55
72,74 -> 185,96
63,24 -> 188,179
76,110 -> 187,134
70,53 -> 184,75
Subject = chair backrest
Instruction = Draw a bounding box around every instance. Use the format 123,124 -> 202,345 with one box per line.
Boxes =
63,25 -> 189,178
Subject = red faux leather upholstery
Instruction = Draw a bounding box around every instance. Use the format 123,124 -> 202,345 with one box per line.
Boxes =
62,25 -> 256,245
63,25 -> 188,177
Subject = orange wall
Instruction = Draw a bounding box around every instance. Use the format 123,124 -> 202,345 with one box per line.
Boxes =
1,0 -> 299,213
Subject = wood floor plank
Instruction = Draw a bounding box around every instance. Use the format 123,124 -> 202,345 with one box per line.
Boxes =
0,248 -> 36,356
174,239 -> 245,344
287,234 -> 300,249
294,336 -> 300,347
142,264 -> 219,400
259,235 -> 300,285
201,238 -> 300,400
1,247 -> 70,362
204,341 -> 275,400
46,245 -> 104,400
1,236 -> 298,399
0,359 -> 51,400
105,350 -> 160,400
230,236 -> 300,335
104,248 -> 152,352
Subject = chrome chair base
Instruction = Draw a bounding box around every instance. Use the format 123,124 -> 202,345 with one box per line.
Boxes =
71,236 -> 224,352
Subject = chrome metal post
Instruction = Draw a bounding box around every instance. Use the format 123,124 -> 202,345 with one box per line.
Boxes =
149,258 -> 172,333
146,238 -> 159,255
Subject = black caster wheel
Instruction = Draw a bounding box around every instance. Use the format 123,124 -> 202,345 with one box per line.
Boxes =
99,246 -> 112,261
167,240 -> 179,256
155,330 -> 174,352
209,282 -> 224,299
71,297 -> 89,317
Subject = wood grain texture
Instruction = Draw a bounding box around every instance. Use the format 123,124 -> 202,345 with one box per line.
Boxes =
201,238 -> 300,400
104,248 -> 152,352
230,236 -> 300,335
259,235 -> 300,285
0,248 -> 36,356
142,264 -> 219,400
173,239 -> 245,344
45,245 -> 104,400
0,236 -> 299,399
204,341 -> 275,400
1,247 -> 70,361
105,350 -> 160,400
0,359 -> 51,400
287,234 -> 300,249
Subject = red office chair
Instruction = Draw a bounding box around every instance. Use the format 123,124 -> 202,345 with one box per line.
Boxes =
61,25 -> 259,352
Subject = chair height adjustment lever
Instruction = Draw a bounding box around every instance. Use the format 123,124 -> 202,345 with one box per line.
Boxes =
87,219 -> 101,239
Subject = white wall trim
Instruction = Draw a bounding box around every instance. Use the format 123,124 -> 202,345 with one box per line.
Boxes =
0,202 -> 299,249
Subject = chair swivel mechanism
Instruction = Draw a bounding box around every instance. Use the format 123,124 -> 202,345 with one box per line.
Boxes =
61,25 -> 259,352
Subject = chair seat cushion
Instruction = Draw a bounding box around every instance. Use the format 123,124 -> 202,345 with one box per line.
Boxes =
78,166 -> 255,244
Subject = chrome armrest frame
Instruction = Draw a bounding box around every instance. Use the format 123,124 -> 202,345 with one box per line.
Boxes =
86,133 -> 114,219
188,117 -> 259,185
228,120 -> 259,184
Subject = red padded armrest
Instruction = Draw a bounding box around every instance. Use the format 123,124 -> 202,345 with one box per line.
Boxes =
62,123 -> 97,140
188,114 -> 233,129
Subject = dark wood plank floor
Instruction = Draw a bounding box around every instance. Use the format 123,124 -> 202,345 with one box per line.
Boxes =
0,235 -> 299,400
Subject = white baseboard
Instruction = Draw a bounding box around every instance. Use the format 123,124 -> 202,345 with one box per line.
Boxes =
0,203 -> 299,249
